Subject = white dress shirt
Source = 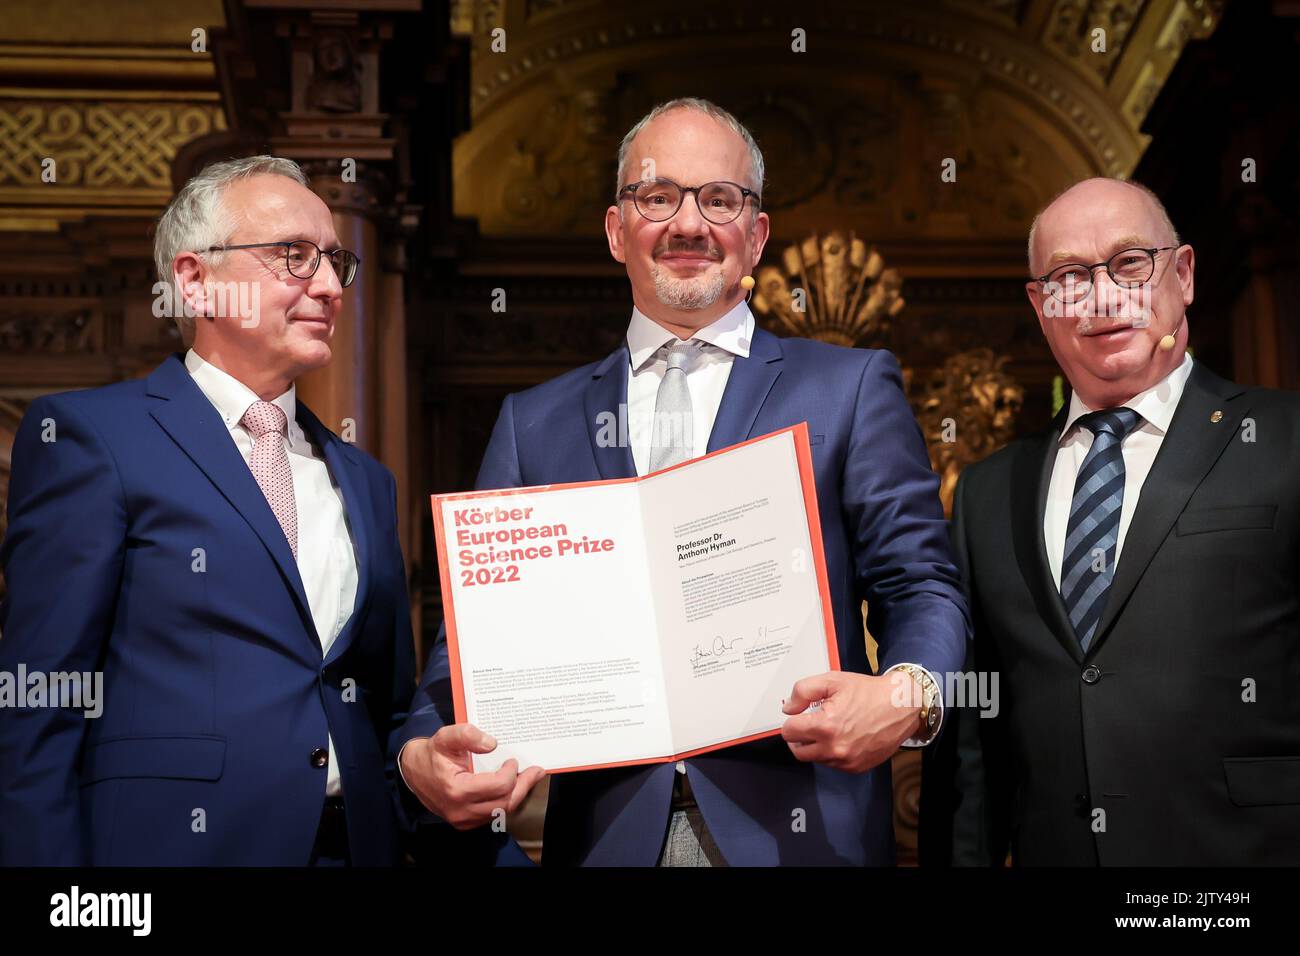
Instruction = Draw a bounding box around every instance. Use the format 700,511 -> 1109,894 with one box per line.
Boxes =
185,349 -> 358,797
625,300 -> 753,473
625,303 -> 940,754
1045,351 -> 1195,589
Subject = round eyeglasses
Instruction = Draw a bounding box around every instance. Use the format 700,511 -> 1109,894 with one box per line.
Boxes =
204,240 -> 360,288
616,178 -> 760,225
1035,246 -> 1177,303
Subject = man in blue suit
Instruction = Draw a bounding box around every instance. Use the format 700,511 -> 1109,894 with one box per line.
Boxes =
0,156 -> 414,865
396,99 -> 970,866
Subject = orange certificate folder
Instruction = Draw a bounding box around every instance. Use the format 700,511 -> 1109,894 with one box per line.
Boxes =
430,423 -> 840,774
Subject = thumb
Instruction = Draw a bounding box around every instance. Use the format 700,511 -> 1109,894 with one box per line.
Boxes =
783,673 -> 837,714
436,722 -> 498,756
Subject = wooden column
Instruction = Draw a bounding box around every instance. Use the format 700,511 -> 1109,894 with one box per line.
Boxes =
1232,245 -> 1300,392
295,173 -> 382,452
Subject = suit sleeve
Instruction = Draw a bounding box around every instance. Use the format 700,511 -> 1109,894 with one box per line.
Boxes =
842,349 -> 970,680
392,393 -> 534,865
395,392 -> 523,754
0,395 -> 126,866
923,469 -> 1014,866
378,469 -> 420,839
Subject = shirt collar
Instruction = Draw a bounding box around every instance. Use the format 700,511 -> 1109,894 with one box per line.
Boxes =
184,348 -> 296,434
626,299 -> 754,373
1061,350 -> 1194,442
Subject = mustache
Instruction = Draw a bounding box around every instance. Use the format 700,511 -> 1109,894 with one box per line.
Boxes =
1073,289 -> 1153,335
653,238 -> 723,260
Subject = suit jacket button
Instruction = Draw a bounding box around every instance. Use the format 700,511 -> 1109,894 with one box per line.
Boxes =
1081,665 -> 1101,684
310,747 -> 329,769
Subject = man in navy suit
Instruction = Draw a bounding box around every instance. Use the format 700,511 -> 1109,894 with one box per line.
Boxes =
0,156 -> 415,865
396,98 -> 970,865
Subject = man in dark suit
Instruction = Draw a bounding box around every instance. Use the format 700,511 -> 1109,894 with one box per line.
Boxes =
396,98 -> 970,865
0,156 -> 415,865
921,177 -> 1300,865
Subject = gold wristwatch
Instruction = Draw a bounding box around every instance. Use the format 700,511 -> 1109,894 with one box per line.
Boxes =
892,663 -> 941,746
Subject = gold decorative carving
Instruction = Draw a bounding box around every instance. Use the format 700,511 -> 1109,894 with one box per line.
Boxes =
450,0 -> 502,37
453,85 -> 613,233
448,1 -> 1223,238
912,347 -> 1026,517
751,231 -> 903,348
0,100 -> 225,191
1045,0 -> 1145,78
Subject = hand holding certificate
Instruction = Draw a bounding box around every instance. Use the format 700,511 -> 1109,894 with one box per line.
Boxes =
430,423 -> 839,774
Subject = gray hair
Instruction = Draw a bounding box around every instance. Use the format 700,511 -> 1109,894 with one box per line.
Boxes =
615,97 -> 765,200
154,155 -> 309,336
1027,177 -> 1181,276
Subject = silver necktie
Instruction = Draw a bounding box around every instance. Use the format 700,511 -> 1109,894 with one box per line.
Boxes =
648,341 -> 697,472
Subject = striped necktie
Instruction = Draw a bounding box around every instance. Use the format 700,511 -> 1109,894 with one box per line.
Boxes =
1060,407 -> 1142,652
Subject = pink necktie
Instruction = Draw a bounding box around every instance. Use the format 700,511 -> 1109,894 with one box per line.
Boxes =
241,400 -> 298,560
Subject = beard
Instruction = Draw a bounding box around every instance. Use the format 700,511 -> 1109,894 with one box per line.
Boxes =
648,236 -> 728,311
650,260 -> 727,311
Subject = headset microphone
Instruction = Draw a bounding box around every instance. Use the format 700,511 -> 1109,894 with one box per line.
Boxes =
1152,314 -> 1184,358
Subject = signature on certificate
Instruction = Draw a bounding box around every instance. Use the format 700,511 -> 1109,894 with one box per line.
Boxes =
689,624 -> 788,668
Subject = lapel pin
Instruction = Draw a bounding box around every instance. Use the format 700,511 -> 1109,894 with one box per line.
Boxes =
1210,410 -> 1223,423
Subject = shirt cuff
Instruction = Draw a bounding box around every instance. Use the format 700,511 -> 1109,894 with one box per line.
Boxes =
396,739 -> 416,791
884,662 -> 944,748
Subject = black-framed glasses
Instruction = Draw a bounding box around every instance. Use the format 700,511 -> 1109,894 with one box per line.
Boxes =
204,240 -> 359,288
1035,246 -> 1178,303
616,178 -> 760,225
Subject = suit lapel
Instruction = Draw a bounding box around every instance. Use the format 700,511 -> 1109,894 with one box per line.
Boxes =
706,327 -> 784,452
146,354 -> 317,652
297,403 -> 374,668
1085,362 -> 1248,656
584,345 -> 638,480
582,326 -> 784,477
1013,406 -> 1083,663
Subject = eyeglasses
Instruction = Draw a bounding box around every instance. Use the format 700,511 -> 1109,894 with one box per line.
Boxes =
616,178 -> 760,225
1034,246 -> 1178,303
204,240 -> 360,288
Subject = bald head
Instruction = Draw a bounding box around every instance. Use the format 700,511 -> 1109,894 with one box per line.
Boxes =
1023,175 -> 1195,411
1028,178 -> 1180,277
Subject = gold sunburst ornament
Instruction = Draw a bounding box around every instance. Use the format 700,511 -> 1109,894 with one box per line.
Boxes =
750,231 -> 904,347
